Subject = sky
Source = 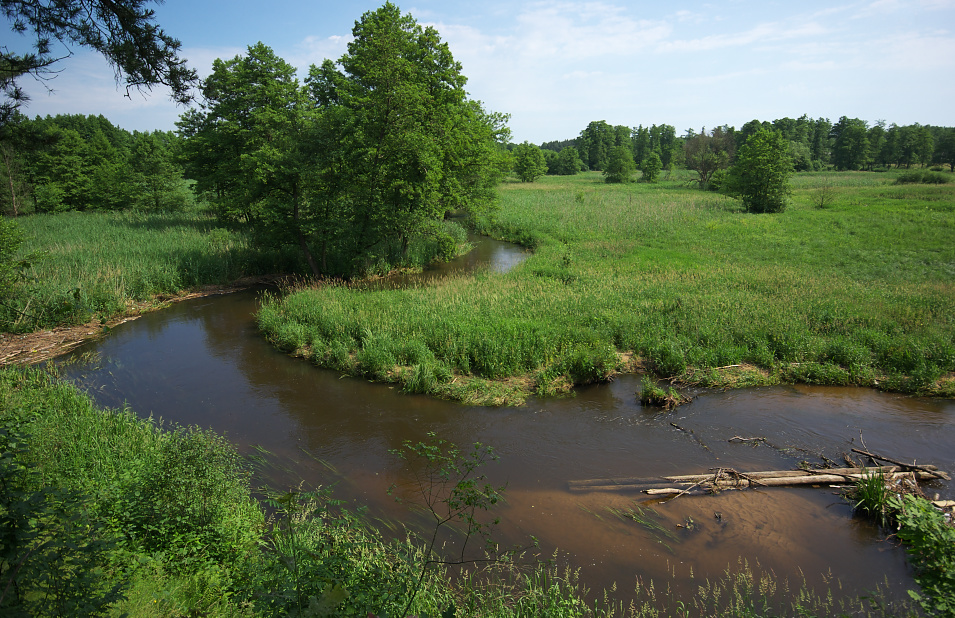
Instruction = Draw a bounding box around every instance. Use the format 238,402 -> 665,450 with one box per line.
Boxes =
5,0 -> 955,143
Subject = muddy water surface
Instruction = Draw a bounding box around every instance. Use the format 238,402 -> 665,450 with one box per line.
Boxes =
60,238 -> 955,605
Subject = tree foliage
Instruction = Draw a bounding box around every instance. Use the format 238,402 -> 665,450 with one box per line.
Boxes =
577,120 -> 630,171
1,114 -> 185,214
179,3 -> 509,278
552,146 -> 581,175
1,0 -> 197,126
830,116 -> 869,171
723,127 -> 793,213
513,142 -> 546,182
684,127 -> 735,189
641,151 -> 662,183
602,145 -> 635,183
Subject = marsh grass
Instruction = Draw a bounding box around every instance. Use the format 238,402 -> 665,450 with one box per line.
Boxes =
4,209 -> 304,332
638,378 -> 691,410
262,170 -> 955,402
851,471 -> 891,527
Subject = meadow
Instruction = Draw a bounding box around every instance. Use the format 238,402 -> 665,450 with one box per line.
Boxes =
259,169 -> 955,404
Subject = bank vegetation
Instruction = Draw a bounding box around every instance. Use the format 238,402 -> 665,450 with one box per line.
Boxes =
259,169 -> 955,404
0,366 -> 924,617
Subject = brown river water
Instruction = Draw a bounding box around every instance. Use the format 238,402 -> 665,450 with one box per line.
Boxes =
59,237 -> 955,607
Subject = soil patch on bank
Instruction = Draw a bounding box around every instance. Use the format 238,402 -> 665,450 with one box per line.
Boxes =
0,276 -> 287,366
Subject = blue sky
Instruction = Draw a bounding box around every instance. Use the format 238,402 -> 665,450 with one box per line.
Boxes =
6,0 -> 954,143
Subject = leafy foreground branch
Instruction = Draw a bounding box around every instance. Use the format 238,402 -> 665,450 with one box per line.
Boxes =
851,473 -> 955,617
0,366 -> 925,617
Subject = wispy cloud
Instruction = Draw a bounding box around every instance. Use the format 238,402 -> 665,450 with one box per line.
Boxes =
290,35 -> 352,69
11,0 -> 954,142
657,20 -> 828,54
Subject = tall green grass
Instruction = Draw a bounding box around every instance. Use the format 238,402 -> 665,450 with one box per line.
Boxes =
3,209 -> 303,331
261,171 -> 955,401
3,210 -> 473,333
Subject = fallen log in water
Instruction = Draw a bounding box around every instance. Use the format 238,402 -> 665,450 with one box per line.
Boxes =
568,465 -> 950,494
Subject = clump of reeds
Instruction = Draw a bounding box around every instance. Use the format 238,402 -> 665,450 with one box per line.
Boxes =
637,378 -> 691,410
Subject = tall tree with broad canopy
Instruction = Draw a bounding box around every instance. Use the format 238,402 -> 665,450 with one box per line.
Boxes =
180,4 -> 509,278
722,127 -> 793,213
177,42 -> 321,273
305,3 -> 509,275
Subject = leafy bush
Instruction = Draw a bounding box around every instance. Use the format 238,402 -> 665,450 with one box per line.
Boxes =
0,419 -> 127,616
851,473 -> 955,617
895,170 -> 950,185
124,427 -> 260,570
890,495 -> 955,616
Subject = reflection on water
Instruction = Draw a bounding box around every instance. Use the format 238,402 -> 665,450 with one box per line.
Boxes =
58,238 -> 954,605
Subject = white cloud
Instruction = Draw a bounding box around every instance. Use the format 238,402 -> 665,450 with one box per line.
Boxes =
289,35 -> 352,70
510,2 -> 671,59
674,9 -> 705,23
657,19 -> 830,54
9,0 -> 954,142
182,46 -> 247,78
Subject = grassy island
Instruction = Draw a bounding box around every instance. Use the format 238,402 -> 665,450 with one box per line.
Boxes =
258,170 -> 955,405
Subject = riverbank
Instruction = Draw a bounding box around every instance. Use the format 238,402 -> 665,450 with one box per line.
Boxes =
0,365 -> 925,617
0,276 -> 286,366
1,209 -> 307,336
259,170 -> 955,404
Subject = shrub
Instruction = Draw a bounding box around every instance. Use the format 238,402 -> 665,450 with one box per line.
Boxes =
895,170 -> 950,185
889,494 -> 955,616
123,427 -> 260,569
722,127 -> 793,213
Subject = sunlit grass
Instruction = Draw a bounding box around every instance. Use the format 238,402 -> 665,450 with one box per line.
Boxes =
4,209 -> 302,331
260,170 -> 955,402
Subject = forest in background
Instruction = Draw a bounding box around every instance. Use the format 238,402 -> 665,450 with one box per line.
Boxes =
4,112 -> 952,220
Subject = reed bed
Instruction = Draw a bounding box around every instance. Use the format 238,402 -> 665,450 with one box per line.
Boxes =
5,210 -> 302,331
260,171 -> 955,402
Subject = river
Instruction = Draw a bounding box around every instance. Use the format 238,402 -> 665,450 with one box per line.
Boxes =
58,236 -> 955,607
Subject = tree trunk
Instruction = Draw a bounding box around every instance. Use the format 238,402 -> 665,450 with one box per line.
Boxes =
292,184 -> 320,277
1,144 -> 20,216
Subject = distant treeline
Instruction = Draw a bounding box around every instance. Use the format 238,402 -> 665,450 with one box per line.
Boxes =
0,113 -> 190,215
537,116 -> 955,175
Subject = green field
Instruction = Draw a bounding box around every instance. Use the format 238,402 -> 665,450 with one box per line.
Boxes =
259,170 -> 955,404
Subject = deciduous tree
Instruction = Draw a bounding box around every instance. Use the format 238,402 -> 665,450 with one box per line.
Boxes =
513,142 -> 547,182
554,146 -> 581,176
684,127 -> 734,189
306,3 -> 509,274
603,145 -> 635,183
180,4 -> 509,278
178,42 -> 320,272
722,127 -> 793,213
830,116 -> 869,171
641,151 -> 662,183
936,128 -> 955,172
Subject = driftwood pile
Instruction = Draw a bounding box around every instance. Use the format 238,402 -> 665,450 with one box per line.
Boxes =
570,449 -> 950,498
